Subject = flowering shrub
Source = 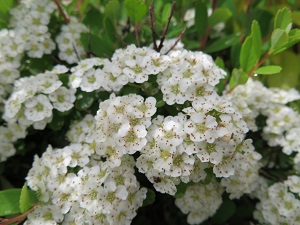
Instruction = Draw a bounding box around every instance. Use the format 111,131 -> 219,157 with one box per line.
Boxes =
1,0 -> 300,225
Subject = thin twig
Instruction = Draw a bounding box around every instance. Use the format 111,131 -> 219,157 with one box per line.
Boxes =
246,0 -> 253,15
134,23 -> 140,47
212,0 -> 218,10
164,27 -> 186,55
114,33 -> 127,47
158,2 -> 176,51
200,26 -> 211,51
149,0 -> 158,51
72,42 -> 81,62
53,0 -> 70,24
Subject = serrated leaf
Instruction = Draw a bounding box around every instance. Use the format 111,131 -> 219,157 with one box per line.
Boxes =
125,0 -> 147,23
255,65 -> 282,75
195,1 -> 208,38
274,7 -> 292,33
0,189 -> 21,216
270,29 -> 289,54
105,0 -> 120,22
142,189 -> 155,207
208,8 -> 232,27
205,33 -> 241,53
20,184 -> 37,213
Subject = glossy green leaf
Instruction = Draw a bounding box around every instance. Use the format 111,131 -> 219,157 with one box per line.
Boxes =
255,65 -> 282,75
211,200 -> 236,224
208,8 -> 232,26
274,7 -> 292,33
195,0 -> 208,38
125,0 -> 147,23
205,33 -> 242,53
105,0 -> 120,22
142,189 -> 155,207
240,37 -> 256,73
270,29 -> 289,54
240,21 -> 261,73
20,184 -> 38,213
251,21 -> 262,59
0,189 -> 21,216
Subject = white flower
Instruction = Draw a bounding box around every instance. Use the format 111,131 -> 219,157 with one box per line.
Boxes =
49,86 -> 76,112
24,94 -> 53,121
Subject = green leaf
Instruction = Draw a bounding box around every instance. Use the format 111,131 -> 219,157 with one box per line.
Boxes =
274,7 -> 292,33
82,6 -> 104,36
251,21 -> 262,59
232,68 -> 249,85
211,200 -> 236,224
215,57 -> 225,70
161,3 -> 171,23
175,182 -> 188,198
125,0 -> 147,23
208,8 -> 232,27
194,0 -> 208,38
0,189 -> 21,216
270,29 -> 289,54
48,110 -> 65,131
254,65 -> 282,75
0,0 -> 14,28
200,167 -> 214,185
20,184 -> 38,213
142,189 -> 155,207
75,91 -> 95,111
292,11 -> 300,27
205,33 -> 242,53
105,0 -> 120,22
240,21 -> 261,73
240,37 -> 256,73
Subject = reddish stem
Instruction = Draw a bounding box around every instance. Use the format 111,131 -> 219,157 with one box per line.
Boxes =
53,0 -> 70,24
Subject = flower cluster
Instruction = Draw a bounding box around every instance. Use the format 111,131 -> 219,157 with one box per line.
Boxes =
4,66 -> 76,130
56,17 -> 88,64
10,0 -> 57,58
227,78 -> 300,162
175,179 -> 224,225
253,177 -> 300,224
26,145 -> 146,225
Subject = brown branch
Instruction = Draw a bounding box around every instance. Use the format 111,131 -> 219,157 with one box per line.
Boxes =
134,23 -> 140,47
0,204 -> 37,225
164,27 -> 186,55
246,0 -> 253,15
200,26 -> 211,51
248,52 -> 271,76
53,0 -> 70,24
158,2 -> 176,51
212,0 -> 218,10
149,0 -> 158,51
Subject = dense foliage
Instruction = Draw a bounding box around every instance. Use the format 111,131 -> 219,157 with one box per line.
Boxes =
1,0 -> 300,224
